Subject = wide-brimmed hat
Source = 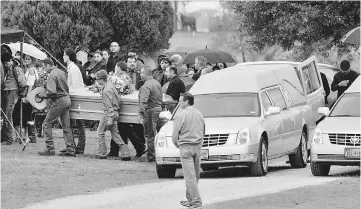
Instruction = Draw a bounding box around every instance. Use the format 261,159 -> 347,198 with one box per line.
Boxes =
27,87 -> 47,110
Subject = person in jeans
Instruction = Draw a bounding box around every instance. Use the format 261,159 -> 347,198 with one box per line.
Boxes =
172,93 -> 205,209
61,48 -> 87,155
38,58 -> 75,156
139,66 -> 163,162
95,70 -> 130,160
1,53 -> 19,145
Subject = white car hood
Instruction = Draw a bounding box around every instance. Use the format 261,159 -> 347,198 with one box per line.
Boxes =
318,117 -> 361,134
161,117 -> 261,136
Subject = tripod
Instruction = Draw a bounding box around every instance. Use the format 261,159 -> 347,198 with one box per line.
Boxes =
1,107 -> 27,151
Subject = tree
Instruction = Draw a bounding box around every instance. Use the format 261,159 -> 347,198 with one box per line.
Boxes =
230,1 -> 360,52
1,1 -> 174,59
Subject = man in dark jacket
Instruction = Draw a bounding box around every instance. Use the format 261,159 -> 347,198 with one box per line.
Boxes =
164,66 -> 186,113
171,54 -> 195,92
331,60 -> 359,98
107,42 -> 123,73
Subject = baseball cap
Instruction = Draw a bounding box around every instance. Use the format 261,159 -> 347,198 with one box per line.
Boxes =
96,69 -> 108,80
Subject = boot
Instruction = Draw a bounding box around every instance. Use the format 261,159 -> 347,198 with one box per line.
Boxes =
119,145 -> 131,161
28,124 -> 37,143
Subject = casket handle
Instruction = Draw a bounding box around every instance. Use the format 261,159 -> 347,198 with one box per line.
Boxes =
77,104 -> 81,112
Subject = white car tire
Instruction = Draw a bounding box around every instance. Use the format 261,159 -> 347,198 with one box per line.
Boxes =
311,162 -> 331,176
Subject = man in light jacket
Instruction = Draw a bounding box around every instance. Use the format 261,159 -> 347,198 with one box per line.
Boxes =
172,93 -> 205,209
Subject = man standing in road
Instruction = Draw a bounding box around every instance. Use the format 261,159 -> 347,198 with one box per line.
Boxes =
139,66 -> 163,162
38,58 -> 75,156
331,60 -> 359,98
172,93 -> 205,209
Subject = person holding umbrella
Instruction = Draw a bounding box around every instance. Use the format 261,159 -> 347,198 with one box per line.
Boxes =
192,56 -> 208,81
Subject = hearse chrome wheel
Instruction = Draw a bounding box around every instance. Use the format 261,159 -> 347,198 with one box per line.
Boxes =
250,137 -> 268,176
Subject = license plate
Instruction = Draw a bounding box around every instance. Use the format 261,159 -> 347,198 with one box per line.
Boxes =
344,148 -> 361,159
201,149 -> 209,160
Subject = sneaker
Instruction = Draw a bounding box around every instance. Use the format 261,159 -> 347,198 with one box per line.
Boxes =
180,200 -> 190,207
38,150 -> 55,156
58,152 -> 76,157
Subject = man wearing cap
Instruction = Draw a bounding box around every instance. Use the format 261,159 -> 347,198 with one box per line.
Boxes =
38,58 -> 76,156
95,70 -> 131,160
331,60 -> 359,98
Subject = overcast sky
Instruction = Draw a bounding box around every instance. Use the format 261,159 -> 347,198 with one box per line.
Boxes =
184,1 -> 222,13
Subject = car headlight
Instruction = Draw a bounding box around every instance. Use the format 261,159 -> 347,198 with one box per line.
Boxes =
236,128 -> 250,144
313,128 -> 323,144
156,132 -> 168,147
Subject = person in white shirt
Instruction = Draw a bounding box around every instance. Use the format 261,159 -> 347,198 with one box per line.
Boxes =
63,48 -> 84,89
62,48 -> 87,154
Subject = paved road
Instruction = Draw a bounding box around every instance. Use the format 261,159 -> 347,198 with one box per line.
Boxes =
22,157 -> 360,209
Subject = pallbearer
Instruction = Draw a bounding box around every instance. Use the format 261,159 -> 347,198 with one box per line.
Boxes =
95,70 -> 130,160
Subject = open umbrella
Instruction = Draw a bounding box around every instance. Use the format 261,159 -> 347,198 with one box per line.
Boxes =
6,42 -> 47,60
181,49 -> 235,64
340,26 -> 360,46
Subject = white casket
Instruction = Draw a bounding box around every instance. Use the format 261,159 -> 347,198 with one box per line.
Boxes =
69,88 -> 140,124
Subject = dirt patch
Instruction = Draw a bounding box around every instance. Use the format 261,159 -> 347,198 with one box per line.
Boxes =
1,129 -> 166,209
204,178 -> 360,209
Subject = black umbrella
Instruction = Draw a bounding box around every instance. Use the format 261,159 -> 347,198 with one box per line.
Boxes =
181,49 -> 235,64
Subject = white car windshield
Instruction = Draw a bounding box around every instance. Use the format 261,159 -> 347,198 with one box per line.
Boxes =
330,93 -> 360,117
173,93 -> 260,118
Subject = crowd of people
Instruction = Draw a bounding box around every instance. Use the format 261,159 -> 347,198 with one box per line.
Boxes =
0,40 -> 227,162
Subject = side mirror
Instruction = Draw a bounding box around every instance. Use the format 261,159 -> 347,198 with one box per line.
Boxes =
318,107 -> 330,116
159,111 -> 172,120
265,107 -> 281,117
